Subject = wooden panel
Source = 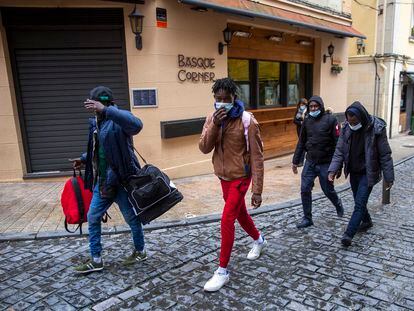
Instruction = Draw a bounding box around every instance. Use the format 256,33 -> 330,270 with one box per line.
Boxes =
228,24 -> 314,64
250,108 -> 298,159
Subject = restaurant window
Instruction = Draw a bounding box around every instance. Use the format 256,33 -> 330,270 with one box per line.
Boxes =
288,63 -> 306,106
228,58 -> 312,109
258,61 -> 281,108
228,59 -> 251,108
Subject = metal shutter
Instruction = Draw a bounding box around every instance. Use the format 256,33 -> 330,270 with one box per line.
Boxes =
3,9 -> 130,174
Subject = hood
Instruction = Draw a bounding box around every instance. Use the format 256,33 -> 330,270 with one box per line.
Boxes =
308,95 -> 325,114
345,101 -> 372,128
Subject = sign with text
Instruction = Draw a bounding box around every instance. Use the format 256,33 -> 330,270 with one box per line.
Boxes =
132,88 -> 158,108
177,54 -> 216,83
156,8 -> 167,28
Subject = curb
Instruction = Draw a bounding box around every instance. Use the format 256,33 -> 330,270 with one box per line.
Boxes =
1,154 -> 413,242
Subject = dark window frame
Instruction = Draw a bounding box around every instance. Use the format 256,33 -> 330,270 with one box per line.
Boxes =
229,58 -> 313,109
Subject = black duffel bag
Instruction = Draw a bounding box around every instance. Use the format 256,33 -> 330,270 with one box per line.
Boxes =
124,149 -> 183,224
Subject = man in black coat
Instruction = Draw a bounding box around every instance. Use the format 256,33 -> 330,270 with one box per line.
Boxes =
328,101 -> 394,246
292,95 -> 344,228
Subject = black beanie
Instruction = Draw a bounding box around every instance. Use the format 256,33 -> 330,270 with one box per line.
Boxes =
89,86 -> 113,104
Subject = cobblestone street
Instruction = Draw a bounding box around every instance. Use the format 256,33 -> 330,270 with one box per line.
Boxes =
1,157 -> 414,310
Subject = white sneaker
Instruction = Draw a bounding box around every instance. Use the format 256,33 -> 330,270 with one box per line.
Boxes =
247,239 -> 268,260
203,270 -> 230,292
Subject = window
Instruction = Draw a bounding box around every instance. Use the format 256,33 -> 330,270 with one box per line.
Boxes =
228,58 -> 312,109
258,61 -> 281,108
288,63 -> 306,106
228,59 -> 251,107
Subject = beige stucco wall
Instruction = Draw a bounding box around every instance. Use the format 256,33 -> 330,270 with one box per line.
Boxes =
0,0 -> 353,180
0,18 -> 25,181
349,0 -> 377,56
393,3 -> 414,57
348,57 -> 376,113
316,35 -> 349,112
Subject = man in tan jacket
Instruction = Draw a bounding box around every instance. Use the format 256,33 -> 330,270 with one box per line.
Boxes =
199,78 -> 266,292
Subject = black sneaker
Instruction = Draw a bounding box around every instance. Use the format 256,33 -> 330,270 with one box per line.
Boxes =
74,260 -> 104,274
341,233 -> 352,247
358,220 -> 373,232
296,218 -> 314,229
336,200 -> 344,218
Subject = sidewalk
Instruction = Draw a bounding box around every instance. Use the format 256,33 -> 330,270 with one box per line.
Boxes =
0,134 -> 413,237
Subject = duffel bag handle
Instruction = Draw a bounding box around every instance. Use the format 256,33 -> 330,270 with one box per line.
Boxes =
133,147 -> 148,165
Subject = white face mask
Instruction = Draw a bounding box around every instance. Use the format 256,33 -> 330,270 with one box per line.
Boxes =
214,102 -> 233,112
349,123 -> 362,131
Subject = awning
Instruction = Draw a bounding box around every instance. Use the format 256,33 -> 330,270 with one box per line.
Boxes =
179,0 -> 366,39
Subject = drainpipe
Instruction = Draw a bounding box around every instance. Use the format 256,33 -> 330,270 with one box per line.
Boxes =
373,57 -> 380,116
389,56 -> 397,139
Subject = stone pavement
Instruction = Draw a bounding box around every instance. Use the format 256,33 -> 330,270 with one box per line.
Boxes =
0,157 -> 413,310
1,134 -> 414,237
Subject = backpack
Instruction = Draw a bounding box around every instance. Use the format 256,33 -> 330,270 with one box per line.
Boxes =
242,111 -> 252,152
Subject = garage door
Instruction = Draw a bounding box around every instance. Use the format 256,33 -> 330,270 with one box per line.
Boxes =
2,8 -> 130,175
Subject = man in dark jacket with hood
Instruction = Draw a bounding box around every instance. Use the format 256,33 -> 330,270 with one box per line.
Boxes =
328,101 -> 394,246
292,95 -> 344,228
73,86 -> 147,274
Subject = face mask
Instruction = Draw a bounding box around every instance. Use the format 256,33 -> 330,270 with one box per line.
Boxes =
349,123 -> 362,131
309,110 -> 321,118
299,105 -> 306,112
214,102 -> 233,112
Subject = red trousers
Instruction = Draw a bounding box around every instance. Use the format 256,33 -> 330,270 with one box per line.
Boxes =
219,177 -> 260,268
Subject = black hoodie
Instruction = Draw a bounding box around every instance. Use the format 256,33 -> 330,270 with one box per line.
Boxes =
329,101 -> 394,186
293,96 -> 339,165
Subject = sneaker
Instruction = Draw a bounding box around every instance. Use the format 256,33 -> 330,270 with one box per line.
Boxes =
296,218 -> 314,229
122,250 -> 148,266
358,220 -> 373,232
336,200 -> 344,218
247,239 -> 268,260
74,260 -> 104,274
203,270 -> 230,292
341,233 -> 352,247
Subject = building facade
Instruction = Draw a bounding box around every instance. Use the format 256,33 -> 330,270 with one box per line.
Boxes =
348,0 -> 414,137
0,0 -> 363,181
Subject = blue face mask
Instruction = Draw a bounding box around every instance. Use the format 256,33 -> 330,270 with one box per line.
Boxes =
309,110 -> 321,118
214,102 -> 233,112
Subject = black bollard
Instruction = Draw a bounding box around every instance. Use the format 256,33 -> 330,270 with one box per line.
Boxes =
382,180 -> 390,204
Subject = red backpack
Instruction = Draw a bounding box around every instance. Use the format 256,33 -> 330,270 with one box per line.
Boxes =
61,169 -> 93,234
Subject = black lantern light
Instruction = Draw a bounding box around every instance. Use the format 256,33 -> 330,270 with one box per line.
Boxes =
218,27 -> 233,55
129,4 -> 145,50
323,43 -> 335,63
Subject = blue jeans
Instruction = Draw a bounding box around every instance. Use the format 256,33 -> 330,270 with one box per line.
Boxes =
301,160 -> 341,220
88,185 -> 145,257
345,174 -> 373,238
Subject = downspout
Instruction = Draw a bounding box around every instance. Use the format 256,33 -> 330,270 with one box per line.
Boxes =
373,57 -> 380,116
389,56 -> 397,139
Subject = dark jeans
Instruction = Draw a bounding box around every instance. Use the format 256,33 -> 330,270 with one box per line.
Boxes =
345,173 -> 373,238
301,160 -> 341,220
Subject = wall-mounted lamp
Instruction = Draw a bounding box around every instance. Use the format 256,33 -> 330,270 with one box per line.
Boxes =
218,27 -> 233,55
356,38 -> 365,55
267,35 -> 283,42
129,4 -> 145,50
323,43 -> 335,64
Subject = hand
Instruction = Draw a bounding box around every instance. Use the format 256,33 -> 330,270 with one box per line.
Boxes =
328,172 -> 335,182
384,181 -> 393,191
72,159 -> 83,170
84,99 -> 105,113
251,193 -> 262,209
292,164 -> 298,175
335,170 -> 342,179
213,108 -> 227,126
